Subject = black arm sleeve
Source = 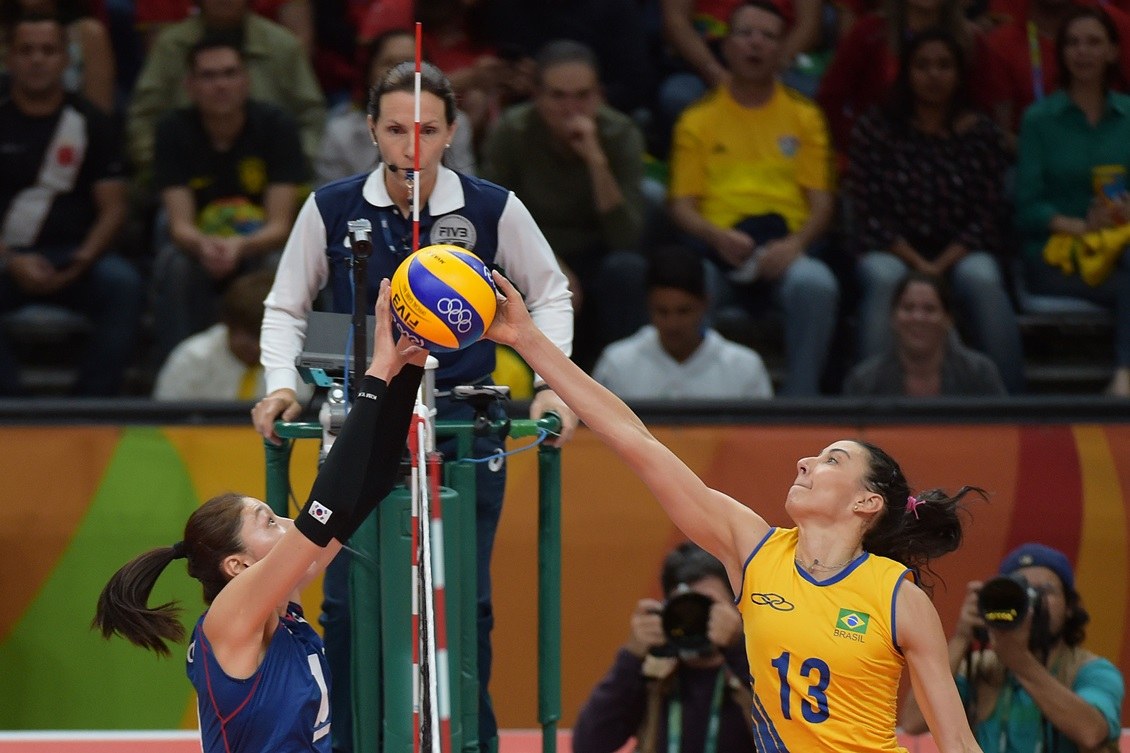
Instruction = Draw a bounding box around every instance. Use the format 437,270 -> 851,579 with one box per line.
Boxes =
294,366 -> 424,546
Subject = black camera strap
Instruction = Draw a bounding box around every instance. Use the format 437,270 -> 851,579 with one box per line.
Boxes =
666,669 -> 726,753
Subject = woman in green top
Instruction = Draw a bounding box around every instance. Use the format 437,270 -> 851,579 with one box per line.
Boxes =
1014,6 -> 1130,396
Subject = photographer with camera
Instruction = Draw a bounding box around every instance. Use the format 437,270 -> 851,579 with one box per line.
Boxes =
571,542 -> 757,753
899,543 -> 1124,752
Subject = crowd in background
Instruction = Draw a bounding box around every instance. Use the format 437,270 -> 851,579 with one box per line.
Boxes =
2,0 -> 1130,399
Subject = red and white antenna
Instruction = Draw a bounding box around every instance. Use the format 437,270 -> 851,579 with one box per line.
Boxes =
411,21 -> 422,254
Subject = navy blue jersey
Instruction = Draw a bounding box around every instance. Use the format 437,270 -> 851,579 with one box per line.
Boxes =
187,603 -> 331,753
314,171 -> 509,388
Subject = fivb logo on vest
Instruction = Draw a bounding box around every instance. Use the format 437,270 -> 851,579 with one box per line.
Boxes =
431,214 -> 477,250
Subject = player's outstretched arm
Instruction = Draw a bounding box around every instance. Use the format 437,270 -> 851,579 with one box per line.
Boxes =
485,271 -> 769,578
207,282 -> 427,674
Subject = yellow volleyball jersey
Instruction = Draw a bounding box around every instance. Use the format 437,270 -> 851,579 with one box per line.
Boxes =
736,527 -> 913,752
668,82 -> 833,233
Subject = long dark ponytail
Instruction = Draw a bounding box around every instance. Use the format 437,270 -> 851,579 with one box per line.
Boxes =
92,493 -> 247,656
857,441 -> 985,591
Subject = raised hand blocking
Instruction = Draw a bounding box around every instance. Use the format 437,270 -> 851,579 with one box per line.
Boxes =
367,279 -> 429,383
483,270 -> 534,348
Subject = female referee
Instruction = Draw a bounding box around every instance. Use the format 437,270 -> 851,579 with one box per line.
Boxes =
93,281 -> 425,753
484,272 -> 987,753
252,58 -> 576,752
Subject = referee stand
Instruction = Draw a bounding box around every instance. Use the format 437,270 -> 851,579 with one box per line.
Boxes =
263,382 -> 563,753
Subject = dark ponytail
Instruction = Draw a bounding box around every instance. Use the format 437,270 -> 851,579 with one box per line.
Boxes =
856,441 -> 986,592
92,492 -> 247,655
91,545 -> 187,656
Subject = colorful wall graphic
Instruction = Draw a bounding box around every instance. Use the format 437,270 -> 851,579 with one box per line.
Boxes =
1,422 -> 1127,730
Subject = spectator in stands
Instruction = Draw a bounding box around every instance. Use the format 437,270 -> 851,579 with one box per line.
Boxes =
816,0 -> 977,153
0,14 -> 142,396
667,0 -> 839,396
360,0 -> 531,152
657,0 -> 824,139
1014,6 -> 1130,396
150,38 -> 307,363
847,28 -> 1024,392
136,0 -> 383,109
481,39 -> 649,367
843,272 -> 1007,395
153,269 -> 314,402
131,0 -> 313,49
484,0 -> 656,117
594,245 -> 774,400
980,0 -> 1076,144
256,0 -> 312,56
0,0 -> 115,112
571,542 -> 758,753
899,542 -> 1124,753
126,0 -> 325,180
304,0 -> 369,107
980,0 -> 1130,148
315,28 -> 475,186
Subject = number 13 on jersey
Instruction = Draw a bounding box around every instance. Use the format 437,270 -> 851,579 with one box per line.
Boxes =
771,651 -> 832,723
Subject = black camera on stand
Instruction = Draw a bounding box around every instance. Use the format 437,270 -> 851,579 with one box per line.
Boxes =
976,573 -> 1054,655
649,586 -> 716,660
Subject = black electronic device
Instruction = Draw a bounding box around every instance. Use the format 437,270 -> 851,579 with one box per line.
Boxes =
296,311 -> 376,387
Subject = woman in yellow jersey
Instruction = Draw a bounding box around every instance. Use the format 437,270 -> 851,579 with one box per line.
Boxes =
484,271 -> 987,753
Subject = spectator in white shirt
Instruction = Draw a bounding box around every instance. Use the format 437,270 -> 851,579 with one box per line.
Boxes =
593,245 -> 774,400
154,269 -> 307,402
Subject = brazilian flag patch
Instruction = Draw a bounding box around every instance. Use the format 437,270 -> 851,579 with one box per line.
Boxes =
836,608 -> 870,634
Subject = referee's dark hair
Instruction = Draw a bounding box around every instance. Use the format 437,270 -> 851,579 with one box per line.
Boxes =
369,60 -> 457,126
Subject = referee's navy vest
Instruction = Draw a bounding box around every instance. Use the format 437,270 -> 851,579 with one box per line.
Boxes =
315,172 -> 508,388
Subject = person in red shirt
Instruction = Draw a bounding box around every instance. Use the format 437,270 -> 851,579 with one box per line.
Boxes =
360,0 -> 526,148
980,0 -> 1130,146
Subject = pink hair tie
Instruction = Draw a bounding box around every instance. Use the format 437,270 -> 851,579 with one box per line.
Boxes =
906,495 -> 923,519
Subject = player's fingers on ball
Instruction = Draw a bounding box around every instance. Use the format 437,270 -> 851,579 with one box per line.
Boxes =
491,269 -> 514,294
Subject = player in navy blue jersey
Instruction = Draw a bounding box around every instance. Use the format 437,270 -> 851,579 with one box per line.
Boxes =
93,281 -> 426,753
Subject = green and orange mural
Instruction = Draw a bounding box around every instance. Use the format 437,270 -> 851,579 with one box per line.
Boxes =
1,421 -> 1128,731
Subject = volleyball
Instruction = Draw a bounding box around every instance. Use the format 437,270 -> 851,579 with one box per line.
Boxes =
390,245 -> 498,352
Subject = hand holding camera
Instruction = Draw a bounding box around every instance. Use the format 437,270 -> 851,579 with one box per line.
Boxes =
953,579 -> 987,647
626,598 -> 667,658
631,586 -> 742,661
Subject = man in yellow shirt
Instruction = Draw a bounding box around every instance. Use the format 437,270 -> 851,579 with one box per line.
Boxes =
668,0 -> 839,396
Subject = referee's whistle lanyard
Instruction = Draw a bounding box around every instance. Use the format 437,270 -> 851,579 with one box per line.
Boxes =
1028,21 -> 1047,102
995,651 -> 1066,753
377,210 -> 428,264
666,668 -> 726,753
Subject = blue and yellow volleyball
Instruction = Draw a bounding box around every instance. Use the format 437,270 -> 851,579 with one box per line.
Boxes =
390,245 -> 498,352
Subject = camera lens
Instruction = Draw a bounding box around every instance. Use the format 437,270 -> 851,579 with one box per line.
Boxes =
661,591 -> 714,655
977,574 -> 1034,629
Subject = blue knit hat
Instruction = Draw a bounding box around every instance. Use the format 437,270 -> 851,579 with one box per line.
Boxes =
999,543 -> 1075,593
